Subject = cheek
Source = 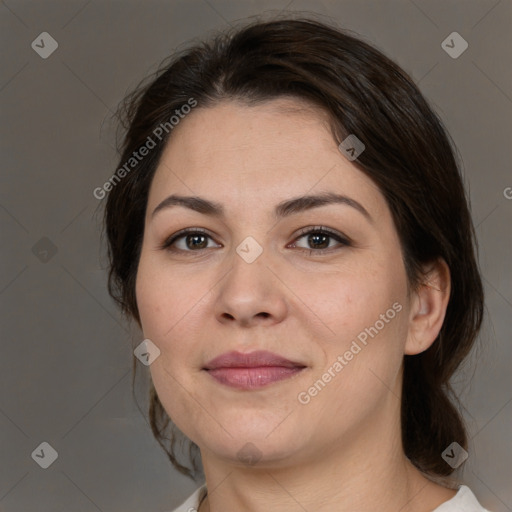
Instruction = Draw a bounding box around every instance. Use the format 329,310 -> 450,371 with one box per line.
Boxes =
136,253 -> 200,339
288,255 -> 406,341
136,256 -> 209,435
298,301 -> 408,440
135,263 -> 166,339
135,252 -> 212,387
300,253 -> 408,388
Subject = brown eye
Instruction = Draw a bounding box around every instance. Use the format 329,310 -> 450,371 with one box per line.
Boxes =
290,226 -> 351,254
160,229 -> 220,253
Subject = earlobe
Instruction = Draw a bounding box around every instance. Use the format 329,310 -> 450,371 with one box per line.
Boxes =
405,259 -> 451,356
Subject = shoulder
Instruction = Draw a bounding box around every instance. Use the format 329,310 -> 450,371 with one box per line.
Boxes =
433,485 -> 491,511
167,484 -> 207,512
167,484 -> 490,511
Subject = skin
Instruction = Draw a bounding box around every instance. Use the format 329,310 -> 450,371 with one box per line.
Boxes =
135,98 -> 454,511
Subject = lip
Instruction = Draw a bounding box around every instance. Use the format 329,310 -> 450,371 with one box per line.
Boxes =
203,350 -> 307,390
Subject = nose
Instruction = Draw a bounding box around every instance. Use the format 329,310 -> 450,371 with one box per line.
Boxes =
214,248 -> 288,328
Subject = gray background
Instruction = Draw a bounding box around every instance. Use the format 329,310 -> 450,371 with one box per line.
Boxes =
1,0 -> 511,510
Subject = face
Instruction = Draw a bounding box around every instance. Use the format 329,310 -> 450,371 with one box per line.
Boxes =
135,98 -> 412,468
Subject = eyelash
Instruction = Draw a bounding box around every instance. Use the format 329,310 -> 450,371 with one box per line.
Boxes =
159,226 -> 351,256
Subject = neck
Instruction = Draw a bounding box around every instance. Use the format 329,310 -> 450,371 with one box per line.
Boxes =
197,389 -> 454,512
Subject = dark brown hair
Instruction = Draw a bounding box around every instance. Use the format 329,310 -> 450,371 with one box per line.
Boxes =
103,16 -> 484,481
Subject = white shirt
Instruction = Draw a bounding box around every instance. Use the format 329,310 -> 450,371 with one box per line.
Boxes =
169,484 -> 490,511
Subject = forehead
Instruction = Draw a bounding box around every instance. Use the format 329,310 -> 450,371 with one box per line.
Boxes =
163,98 -> 332,161
147,98 -> 383,217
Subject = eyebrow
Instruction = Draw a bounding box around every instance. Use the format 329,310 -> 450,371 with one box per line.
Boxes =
151,192 -> 372,222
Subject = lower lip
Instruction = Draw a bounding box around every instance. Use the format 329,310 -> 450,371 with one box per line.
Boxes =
205,366 -> 305,389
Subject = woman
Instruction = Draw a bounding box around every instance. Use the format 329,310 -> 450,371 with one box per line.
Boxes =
104,17 -> 489,511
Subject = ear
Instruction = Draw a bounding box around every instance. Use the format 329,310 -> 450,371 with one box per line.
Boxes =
405,258 -> 451,356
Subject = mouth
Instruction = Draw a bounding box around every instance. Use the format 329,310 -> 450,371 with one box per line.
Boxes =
203,350 -> 307,390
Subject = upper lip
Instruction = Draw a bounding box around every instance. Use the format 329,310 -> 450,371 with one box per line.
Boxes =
203,350 -> 306,370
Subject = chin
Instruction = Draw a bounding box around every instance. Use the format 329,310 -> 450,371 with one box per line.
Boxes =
204,440 -> 303,469
195,420 -> 309,468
